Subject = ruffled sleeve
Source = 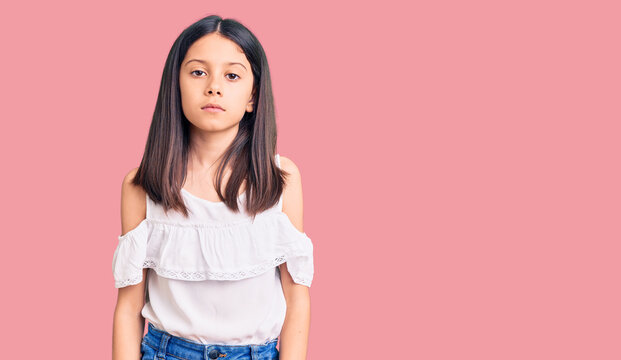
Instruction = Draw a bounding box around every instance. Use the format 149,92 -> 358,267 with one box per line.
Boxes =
112,219 -> 149,288
276,212 -> 315,287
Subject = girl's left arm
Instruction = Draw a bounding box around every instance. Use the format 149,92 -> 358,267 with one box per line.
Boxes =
277,155 -> 311,360
278,264 -> 311,360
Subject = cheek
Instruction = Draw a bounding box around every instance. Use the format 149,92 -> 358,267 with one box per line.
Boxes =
179,84 -> 200,108
179,76 -> 198,98
179,87 -> 201,120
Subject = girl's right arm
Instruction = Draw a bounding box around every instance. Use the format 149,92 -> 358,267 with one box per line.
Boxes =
112,168 -> 147,360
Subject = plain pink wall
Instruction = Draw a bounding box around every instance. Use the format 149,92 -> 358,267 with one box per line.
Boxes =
1,1 -> 619,359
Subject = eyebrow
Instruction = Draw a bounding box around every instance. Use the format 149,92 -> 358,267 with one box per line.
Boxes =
184,59 -> 247,71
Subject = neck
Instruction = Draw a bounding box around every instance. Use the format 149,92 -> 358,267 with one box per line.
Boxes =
187,123 -> 240,172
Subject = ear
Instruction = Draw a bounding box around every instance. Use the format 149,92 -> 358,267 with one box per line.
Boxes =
246,90 -> 255,113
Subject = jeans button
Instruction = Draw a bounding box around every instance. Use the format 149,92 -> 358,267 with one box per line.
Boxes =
208,349 -> 220,359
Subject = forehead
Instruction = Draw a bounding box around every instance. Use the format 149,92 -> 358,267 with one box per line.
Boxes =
183,33 -> 249,67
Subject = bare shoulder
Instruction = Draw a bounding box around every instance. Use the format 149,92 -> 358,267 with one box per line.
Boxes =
120,167 -> 147,236
124,167 -> 140,184
277,155 -> 304,231
278,155 -> 302,182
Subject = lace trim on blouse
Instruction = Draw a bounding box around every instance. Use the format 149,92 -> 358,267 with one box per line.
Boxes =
112,204 -> 314,288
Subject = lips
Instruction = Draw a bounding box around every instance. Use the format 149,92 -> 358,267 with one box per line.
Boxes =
202,103 -> 224,110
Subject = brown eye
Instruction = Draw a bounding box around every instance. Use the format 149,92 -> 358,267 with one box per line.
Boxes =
227,73 -> 240,80
191,70 -> 205,76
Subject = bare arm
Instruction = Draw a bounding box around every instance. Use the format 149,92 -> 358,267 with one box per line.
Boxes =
277,156 -> 311,360
112,168 -> 148,360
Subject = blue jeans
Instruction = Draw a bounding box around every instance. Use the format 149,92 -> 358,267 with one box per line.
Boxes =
141,322 -> 279,360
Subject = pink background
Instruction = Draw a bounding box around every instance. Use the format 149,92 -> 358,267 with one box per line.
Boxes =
1,1 -> 619,359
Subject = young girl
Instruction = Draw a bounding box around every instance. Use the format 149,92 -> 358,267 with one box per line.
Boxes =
111,15 -> 314,360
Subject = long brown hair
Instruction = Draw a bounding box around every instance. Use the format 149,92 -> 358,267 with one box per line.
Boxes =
130,15 -> 288,220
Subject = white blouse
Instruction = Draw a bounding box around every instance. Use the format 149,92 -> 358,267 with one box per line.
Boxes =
112,154 -> 314,345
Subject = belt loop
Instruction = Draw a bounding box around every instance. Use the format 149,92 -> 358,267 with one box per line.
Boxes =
157,332 -> 171,360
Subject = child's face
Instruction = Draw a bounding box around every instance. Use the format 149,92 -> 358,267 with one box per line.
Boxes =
179,33 -> 254,133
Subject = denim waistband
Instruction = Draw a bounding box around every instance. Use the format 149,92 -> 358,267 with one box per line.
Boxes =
142,322 -> 279,360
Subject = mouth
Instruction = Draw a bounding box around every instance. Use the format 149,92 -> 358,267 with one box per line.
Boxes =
201,104 -> 225,112
202,107 -> 224,113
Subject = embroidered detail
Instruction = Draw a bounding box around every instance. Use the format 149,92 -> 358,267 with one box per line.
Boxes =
290,275 -> 312,287
143,255 -> 287,280
115,275 -> 144,288
114,254 -> 312,287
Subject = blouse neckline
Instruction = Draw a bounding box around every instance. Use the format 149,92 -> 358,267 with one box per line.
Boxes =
181,187 -> 246,205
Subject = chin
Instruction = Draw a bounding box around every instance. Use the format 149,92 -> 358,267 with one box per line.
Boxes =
191,119 -> 241,133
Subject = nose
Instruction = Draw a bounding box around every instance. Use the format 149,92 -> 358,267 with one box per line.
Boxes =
205,78 -> 222,95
